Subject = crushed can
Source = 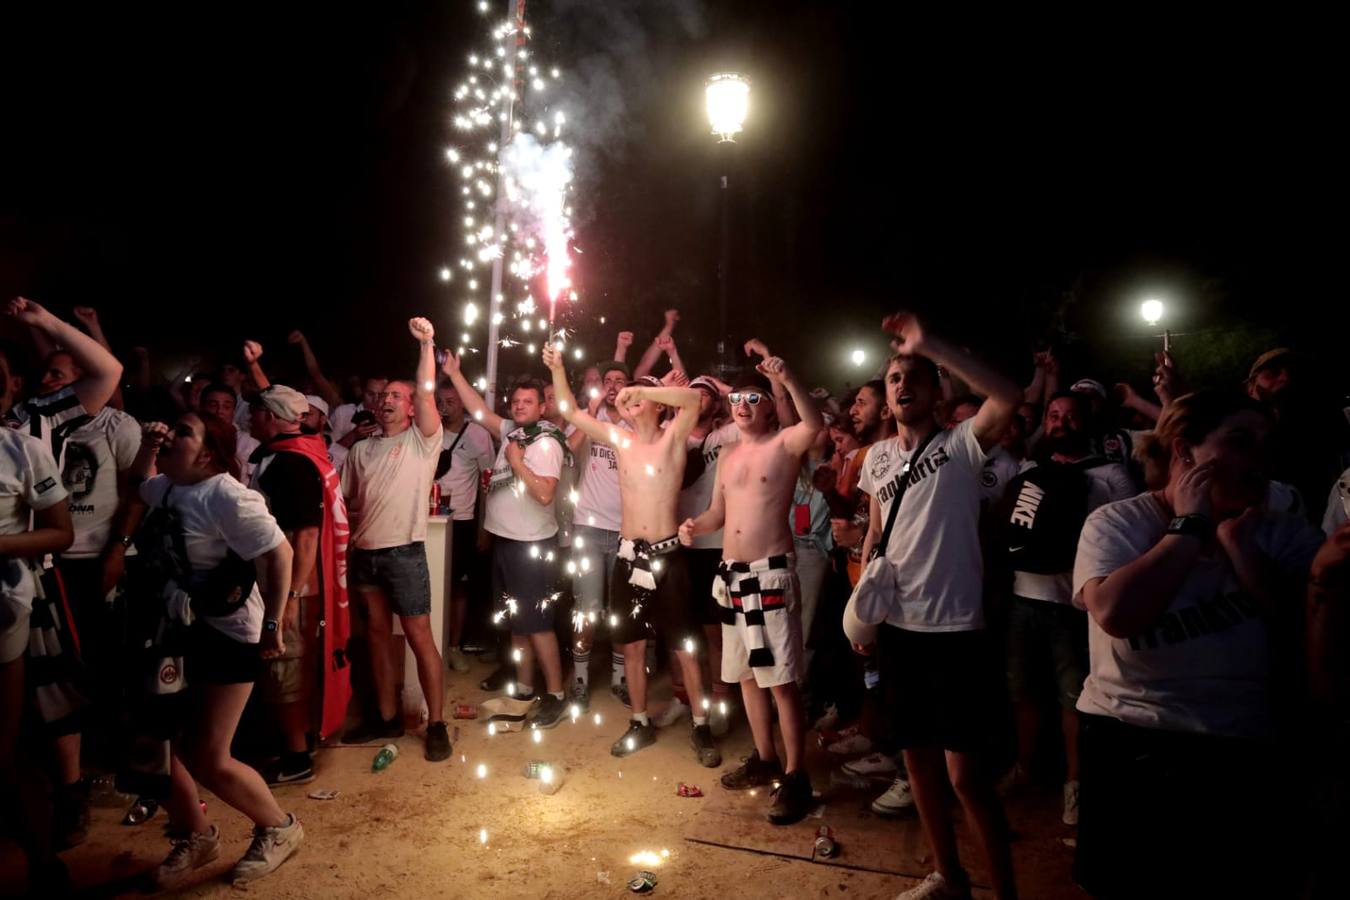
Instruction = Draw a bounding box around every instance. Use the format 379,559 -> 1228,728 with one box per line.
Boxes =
813,825 -> 839,859
121,797 -> 159,826
453,703 -> 479,720
522,760 -> 549,779
676,783 -> 703,798
627,870 -> 658,893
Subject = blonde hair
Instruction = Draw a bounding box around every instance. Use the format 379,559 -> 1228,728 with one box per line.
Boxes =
1134,389 -> 1268,490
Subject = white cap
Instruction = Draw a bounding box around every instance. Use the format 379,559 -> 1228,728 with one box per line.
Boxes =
305,395 -> 329,417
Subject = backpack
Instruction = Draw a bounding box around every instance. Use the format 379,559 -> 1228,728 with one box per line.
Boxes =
1000,458 -> 1104,575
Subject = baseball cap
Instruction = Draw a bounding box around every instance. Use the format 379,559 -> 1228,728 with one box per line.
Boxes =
598,360 -> 631,381
305,395 -> 329,417
689,376 -> 721,399
1247,348 -> 1300,381
257,385 -> 310,423
1069,379 -> 1108,400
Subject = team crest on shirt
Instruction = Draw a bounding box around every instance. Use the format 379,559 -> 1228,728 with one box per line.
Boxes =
1104,437 -> 1121,455
869,448 -> 893,481
980,470 -> 998,488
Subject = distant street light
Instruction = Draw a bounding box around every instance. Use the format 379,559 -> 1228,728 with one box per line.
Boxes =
1140,298 -> 1169,352
851,348 -> 866,367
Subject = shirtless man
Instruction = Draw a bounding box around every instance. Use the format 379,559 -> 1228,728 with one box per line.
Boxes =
680,346 -> 824,825
542,344 -> 721,767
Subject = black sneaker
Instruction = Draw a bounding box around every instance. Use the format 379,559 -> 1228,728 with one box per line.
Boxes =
691,724 -> 722,768
720,750 -> 784,791
568,680 -> 590,713
342,716 -> 404,745
610,719 -> 657,757
480,664 -> 512,692
266,753 -> 316,786
530,694 -> 568,729
611,681 -> 632,709
54,781 -> 90,849
425,721 -> 452,762
767,770 -> 814,825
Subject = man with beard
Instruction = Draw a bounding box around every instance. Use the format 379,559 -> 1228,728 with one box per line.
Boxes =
1246,348 -> 1350,525
996,392 -> 1133,826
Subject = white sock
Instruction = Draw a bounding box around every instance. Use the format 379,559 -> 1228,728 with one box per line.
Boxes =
550,690 -> 565,701
692,715 -> 709,727
574,648 -> 591,686
633,712 -> 651,726
611,653 -> 625,685
516,683 -> 534,698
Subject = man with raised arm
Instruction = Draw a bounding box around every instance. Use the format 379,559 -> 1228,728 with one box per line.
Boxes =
542,343 -> 722,768
679,342 -> 824,825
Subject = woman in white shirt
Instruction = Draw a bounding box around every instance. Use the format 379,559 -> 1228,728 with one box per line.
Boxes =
130,413 -> 302,889
1072,390 -> 1326,897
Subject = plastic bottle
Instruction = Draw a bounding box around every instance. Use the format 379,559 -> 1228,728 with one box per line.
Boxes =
372,743 -> 399,772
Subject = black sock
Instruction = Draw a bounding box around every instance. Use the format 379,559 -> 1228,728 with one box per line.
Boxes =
283,750 -> 311,770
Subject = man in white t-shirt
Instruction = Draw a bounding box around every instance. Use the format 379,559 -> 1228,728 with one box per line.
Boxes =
566,360 -> 631,711
200,384 -> 260,483
330,376 -> 389,447
339,319 -> 451,762
433,384 -> 494,673
673,375 -> 738,732
842,313 -> 1021,900
998,391 -> 1135,826
441,353 -> 570,729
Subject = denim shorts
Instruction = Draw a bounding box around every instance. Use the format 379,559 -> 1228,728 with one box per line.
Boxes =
350,543 -> 432,618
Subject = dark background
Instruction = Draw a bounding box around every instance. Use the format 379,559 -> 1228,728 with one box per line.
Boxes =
2,1 -> 1344,395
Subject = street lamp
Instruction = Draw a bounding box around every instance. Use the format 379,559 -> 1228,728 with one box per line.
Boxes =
1140,297 -> 1169,352
851,348 -> 866,367
706,73 -> 750,378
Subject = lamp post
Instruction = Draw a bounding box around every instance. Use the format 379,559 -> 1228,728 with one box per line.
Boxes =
705,73 -> 750,379
1141,297 -> 1168,352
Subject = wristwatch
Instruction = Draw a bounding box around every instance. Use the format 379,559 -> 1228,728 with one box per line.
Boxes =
263,619 -> 280,633
1165,514 -> 1212,540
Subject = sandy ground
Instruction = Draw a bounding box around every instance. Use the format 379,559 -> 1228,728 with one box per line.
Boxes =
61,658 -> 1086,899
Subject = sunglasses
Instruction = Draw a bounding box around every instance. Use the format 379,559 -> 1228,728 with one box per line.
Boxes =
728,392 -> 764,407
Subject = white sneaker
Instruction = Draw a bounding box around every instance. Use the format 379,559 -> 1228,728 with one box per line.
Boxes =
870,776 -> 915,816
843,752 -> 897,777
230,814 -> 304,883
1062,780 -> 1080,826
894,871 -> 973,900
446,647 -> 472,673
153,825 -> 220,890
826,733 -> 875,756
654,698 -> 691,728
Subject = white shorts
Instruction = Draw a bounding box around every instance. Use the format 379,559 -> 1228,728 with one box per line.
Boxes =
715,555 -> 802,689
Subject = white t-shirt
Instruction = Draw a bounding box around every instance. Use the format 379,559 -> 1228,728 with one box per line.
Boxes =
484,419 -> 564,542
678,422 -> 740,550
329,402 -> 367,442
61,407 -> 142,558
1324,467 -> 1350,537
1012,460 -> 1137,604
1072,493 -> 1323,739
1,430 -> 69,612
5,385 -> 90,472
978,446 -> 1024,505
575,408 -> 628,532
236,427 -> 260,484
327,438 -> 348,473
555,423 -> 579,547
856,419 -> 989,632
139,474 -> 286,643
341,423 -> 444,550
436,421 -> 495,522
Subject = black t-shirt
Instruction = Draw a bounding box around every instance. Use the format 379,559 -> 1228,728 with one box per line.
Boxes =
256,451 -> 323,532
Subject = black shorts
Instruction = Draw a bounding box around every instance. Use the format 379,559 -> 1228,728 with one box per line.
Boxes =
684,548 -> 724,628
451,520 -> 479,585
186,623 -> 262,686
490,535 -> 559,635
1075,713 -> 1283,897
879,625 -> 1001,754
609,546 -> 697,647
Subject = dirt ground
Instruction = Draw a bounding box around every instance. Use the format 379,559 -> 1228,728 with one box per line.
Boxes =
62,658 -> 1088,899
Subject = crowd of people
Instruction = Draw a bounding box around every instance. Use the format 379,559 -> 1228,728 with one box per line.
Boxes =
1,295 -> 1347,898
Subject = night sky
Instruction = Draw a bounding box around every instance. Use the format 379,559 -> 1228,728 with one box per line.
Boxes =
2,2 -> 1343,396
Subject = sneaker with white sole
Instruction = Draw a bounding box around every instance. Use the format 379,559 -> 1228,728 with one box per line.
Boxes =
826,733 -> 875,756
1062,780 -> 1080,826
894,871 -> 973,900
229,814 -> 304,884
870,776 -> 915,816
153,825 -> 220,891
843,752 -> 897,777
655,698 -> 690,728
